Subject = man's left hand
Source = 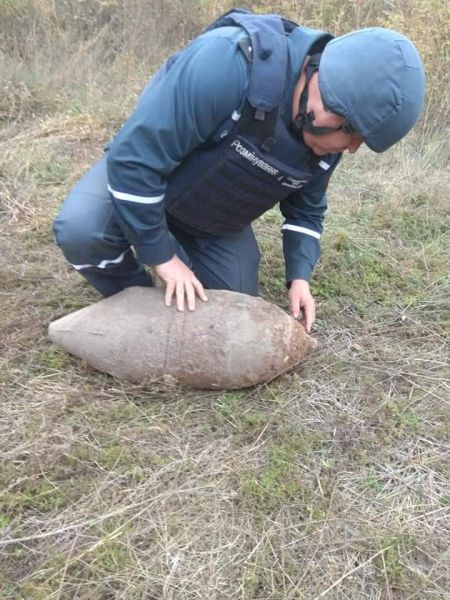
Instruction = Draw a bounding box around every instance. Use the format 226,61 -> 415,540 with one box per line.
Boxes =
288,279 -> 315,334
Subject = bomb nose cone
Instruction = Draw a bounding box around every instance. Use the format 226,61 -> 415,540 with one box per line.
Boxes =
48,287 -> 317,389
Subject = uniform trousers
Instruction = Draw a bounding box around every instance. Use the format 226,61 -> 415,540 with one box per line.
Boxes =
53,156 -> 261,298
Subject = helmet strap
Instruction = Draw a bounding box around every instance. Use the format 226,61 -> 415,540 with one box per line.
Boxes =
292,53 -> 354,136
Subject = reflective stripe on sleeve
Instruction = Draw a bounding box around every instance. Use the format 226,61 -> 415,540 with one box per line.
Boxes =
107,184 -> 165,205
281,224 -> 321,239
71,250 -> 128,271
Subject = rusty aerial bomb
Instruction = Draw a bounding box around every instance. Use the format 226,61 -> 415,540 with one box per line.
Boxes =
48,287 -> 317,389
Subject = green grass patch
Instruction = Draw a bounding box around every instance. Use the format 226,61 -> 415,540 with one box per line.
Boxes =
240,445 -> 301,514
240,429 -> 324,515
97,441 -> 139,471
314,241 -> 421,306
83,518 -> 133,574
370,204 -> 448,246
214,392 -> 268,433
31,345 -> 74,372
376,535 -> 415,585
383,398 -> 422,433
1,480 -> 69,515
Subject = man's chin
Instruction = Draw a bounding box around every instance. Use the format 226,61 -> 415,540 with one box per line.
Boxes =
302,135 -> 326,156
310,145 -> 327,156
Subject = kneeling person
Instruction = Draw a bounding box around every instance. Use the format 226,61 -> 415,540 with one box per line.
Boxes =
53,10 -> 425,333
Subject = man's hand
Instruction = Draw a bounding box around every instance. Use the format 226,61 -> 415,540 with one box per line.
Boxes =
288,279 -> 315,334
154,255 -> 208,312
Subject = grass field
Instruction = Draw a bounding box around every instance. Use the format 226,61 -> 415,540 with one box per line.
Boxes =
0,1 -> 449,598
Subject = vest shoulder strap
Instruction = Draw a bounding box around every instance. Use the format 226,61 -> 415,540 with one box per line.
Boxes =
204,9 -> 293,113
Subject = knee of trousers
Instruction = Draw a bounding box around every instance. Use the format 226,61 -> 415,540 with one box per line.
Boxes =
53,214 -> 84,256
53,211 -> 111,264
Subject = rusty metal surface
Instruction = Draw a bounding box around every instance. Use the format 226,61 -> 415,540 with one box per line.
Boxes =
49,287 -> 317,389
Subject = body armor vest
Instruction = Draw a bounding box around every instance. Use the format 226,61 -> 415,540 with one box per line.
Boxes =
164,10 -> 333,236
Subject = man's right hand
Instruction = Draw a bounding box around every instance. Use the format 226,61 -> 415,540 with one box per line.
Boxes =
154,255 -> 208,312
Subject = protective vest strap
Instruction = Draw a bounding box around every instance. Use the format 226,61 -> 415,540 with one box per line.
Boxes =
204,9 -> 291,113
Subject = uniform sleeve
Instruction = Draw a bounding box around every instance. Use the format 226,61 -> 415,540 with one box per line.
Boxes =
106,34 -> 248,265
280,155 -> 341,283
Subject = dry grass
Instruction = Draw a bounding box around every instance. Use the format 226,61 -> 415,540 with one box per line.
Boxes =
0,1 -> 449,598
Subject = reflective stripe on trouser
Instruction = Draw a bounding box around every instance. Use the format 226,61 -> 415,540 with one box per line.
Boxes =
53,157 -> 152,297
53,156 -> 260,297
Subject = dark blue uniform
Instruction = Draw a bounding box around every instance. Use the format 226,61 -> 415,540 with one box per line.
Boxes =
54,12 -> 341,297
